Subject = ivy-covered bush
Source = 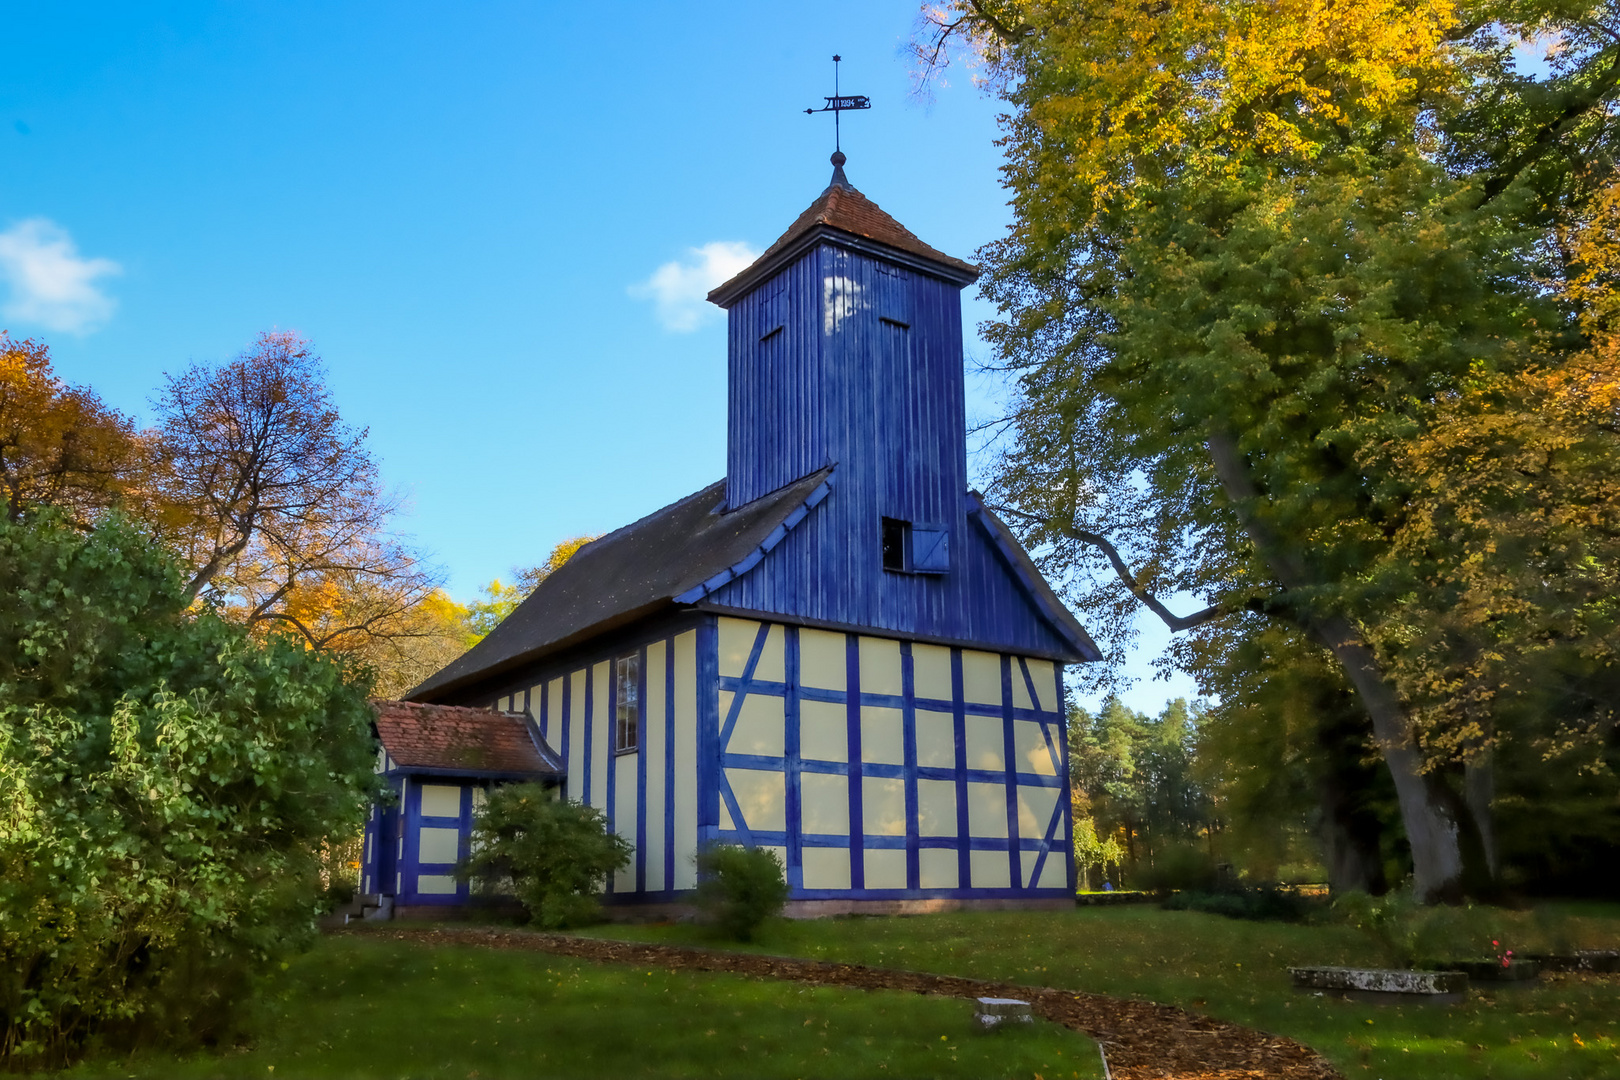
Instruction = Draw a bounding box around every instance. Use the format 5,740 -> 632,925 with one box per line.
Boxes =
460,783 -> 632,929
0,510 -> 377,1068
695,844 -> 789,941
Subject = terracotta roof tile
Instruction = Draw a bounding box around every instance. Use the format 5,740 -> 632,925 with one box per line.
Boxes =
372,700 -> 562,777
708,173 -> 978,305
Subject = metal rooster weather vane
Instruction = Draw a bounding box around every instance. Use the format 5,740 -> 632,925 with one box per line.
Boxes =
804,54 -> 870,155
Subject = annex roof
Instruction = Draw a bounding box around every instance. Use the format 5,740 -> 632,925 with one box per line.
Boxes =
372,700 -> 563,778
407,468 -> 834,702
707,158 -> 979,307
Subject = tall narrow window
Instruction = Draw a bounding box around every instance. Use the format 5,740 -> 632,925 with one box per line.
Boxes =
615,653 -> 640,753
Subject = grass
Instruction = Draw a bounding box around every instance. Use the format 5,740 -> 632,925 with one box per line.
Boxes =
49,934 -> 1104,1080
587,902 -> 1620,1079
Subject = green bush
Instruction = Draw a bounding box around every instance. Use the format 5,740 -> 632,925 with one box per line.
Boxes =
0,510 -> 377,1068
1333,890 -> 1571,967
1132,842 -> 1220,892
1162,883 -> 1321,922
695,844 -> 789,941
460,784 -> 632,928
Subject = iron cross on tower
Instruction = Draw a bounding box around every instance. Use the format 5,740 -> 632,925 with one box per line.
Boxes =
804,54 -> 870,158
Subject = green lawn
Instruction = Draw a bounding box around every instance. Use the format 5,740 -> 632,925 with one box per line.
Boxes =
50,934 -> 1103,1080
588,903 -> 1620,1079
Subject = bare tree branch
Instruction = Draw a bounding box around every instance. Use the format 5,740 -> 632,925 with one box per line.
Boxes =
989,502 -> 1233,632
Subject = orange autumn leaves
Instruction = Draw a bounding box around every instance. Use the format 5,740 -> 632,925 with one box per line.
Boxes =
1375,181 -> 1620,764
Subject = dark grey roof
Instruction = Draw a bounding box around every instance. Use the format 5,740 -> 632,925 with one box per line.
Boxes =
407,469 -> 833,702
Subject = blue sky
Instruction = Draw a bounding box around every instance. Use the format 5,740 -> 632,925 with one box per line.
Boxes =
2,1 -> 1197,713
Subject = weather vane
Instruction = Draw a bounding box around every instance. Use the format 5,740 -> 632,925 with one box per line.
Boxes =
804,54 -> 870,154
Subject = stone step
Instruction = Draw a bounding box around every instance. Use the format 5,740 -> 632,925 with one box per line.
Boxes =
974,997 -> 1033,1031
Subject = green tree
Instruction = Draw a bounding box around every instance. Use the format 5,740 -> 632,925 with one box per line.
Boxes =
0,508 -> 377,1067
1069,698 -> 1213,886
916,0 -> 1620,901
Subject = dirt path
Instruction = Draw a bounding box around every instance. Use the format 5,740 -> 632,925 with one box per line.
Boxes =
347,925 -> 1342,1080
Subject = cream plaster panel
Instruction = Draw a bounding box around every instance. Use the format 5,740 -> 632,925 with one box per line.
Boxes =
420,784 -> 461,819
865,848 -> 907,890
1016,784 -> 1061,840
799,629 -> 847,692
912,643 -> 954,703
965,716 -> 1006,772
417,826 -> 460,864
567,668 -> 588,803
591,662 -> 610,811
800,773 -> 850,835
1038,852 -> 1069,891
546,679 -> 563,746
614,755 -> 638,892
970,849 -> 1011,889
915,710 -> 956,769
472,786 -> 487,811
799,699 -> 848,762
723,690 -> 785,757
753,623 -> 786,684
962,650 -> 1003,706
919,848 -> 959,890
862,776 -> 906,836
967,782 -> 1009,838
727,769 -> 786,833
415,874 -> 458,895
1011,662 -> 1034,711
1027,659 -> 1056,711
672,631 -> 698,889
917,779 -> 957,837
719,799 -> 735,831
860,706 -> 904,766
1013,721 -> 1059,776
801,846 -> 851,890
858,636 -> 903,697
718,617 -> 761,678
1022,849 -> 1044,889
643,641 -> 667,892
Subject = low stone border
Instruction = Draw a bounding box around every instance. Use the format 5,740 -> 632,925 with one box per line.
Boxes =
1291,966 -> 1466,1005
344,925 -> 1343,1080
1526,950 -> 1620,974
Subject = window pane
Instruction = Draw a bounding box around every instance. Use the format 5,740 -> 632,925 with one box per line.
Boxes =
616,653 -> 640,751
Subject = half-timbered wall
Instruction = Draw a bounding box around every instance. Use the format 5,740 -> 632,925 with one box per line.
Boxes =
492,628 -> 704,896
485,614 -> 1072,901
710,615 -> 1073,897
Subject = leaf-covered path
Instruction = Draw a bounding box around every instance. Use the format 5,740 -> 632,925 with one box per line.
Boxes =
349,925 -> 1342,1080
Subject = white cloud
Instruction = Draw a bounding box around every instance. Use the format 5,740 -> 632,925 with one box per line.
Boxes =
629,240 -> 759,332
0,218 -> 121,335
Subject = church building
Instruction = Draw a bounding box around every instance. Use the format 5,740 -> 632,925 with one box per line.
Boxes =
390,153 -> 1099,914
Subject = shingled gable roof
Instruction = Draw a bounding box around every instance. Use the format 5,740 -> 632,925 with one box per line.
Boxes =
707,160 -> 979,308
406,467 -> 834,702
373,700 -> 563,778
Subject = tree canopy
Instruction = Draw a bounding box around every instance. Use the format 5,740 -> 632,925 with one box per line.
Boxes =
919,0 -> 1620,900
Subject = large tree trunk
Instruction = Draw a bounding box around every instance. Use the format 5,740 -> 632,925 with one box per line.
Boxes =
1315,707 -> 1389,896
1307,618 -> 1467,902
1205,433 -> 1476,903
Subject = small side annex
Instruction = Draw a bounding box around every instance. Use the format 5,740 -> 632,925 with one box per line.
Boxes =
362,700 -> 563,915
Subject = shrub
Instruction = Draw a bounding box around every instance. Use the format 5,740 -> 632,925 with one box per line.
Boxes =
695,844 -> 789,941
1132,842 -> 1220,892
0,510 -> 377,1068
460,784 -> 632,929
1162,883 -> 1319,922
